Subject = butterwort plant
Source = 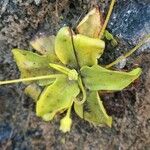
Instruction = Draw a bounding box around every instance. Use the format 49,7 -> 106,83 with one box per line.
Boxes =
0,0 -> 149,132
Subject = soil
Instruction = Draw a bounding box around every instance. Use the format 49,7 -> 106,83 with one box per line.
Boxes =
0,0 -> 150,149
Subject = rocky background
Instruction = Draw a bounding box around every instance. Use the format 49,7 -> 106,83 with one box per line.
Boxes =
0,0 -> 150,149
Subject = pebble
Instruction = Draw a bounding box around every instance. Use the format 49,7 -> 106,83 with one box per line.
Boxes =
34,0 -> 41,5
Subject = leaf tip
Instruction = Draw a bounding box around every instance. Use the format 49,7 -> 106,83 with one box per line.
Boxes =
12,48 -> 20,55
106,116 -> 112,128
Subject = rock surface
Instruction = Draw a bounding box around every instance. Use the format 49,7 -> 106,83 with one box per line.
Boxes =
108,0 -> 150,52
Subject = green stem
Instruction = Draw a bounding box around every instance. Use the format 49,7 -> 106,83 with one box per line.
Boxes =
49,63 -> 70,75
74,76 -> 86,105
0,74 -> 62,85
69,27 -> 87,104
106,34 -> 150,68
69,27 -> 81,72
49,63 -> 78,80
66,102 -> 73,117
99,0 -> 116,39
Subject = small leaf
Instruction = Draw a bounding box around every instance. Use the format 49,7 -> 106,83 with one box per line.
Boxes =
36,75 -> 80,119
30,35 -> 59,63
74,101 -> 83,118
12,49 -> 56,84
24,83 -> 41,101
74,34 -> 105,67
60,113 -> 72,133
76,7 -> 103,38
55,27 -> 77,68
30,35 -> 54,54
104,30 -> 117,46
81,65 -> 142,91
104,30 -> 114,40
84,91 -> 112,127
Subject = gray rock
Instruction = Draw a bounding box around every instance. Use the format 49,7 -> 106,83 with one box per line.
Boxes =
34,0 -> 41,5
108,0 -> 150,52
0,123 -> 12,142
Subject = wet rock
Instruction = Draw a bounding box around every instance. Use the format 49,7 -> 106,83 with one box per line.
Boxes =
108,0 -> 150,52
0,123 -> 12,142
136,0 -> 150,5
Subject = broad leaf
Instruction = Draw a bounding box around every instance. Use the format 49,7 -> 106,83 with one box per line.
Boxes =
12,49 -> 56,85
36,75 -> 80,120
73,34 -> 105,67
55,27 -> 77,68
81,65 -> 142,91
84,91 -> 112,127
55,27 -> 105,68
76,7 -> 103,38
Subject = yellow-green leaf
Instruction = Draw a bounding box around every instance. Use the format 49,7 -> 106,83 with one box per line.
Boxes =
81,65 -> 142,91
73,34 -> 105,67
76,7 -> 103,38
30,35 -> 55,55
84,91 -> 112,127
104,30 -> 117,47
36,75 -> 80,120
55,27 -> 77,68
60,113 -> 72,133
55,26 -> 105,68
30,35 -> 59,62
42,112 -> 56,122
12,49 -> 56,84
24,83 -> 41,101
74,101 -> 83,118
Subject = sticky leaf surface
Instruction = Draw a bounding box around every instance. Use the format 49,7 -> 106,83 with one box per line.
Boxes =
74,34 -> 105,67
55,27 -> 105,68
36,75 -> 80,118
55,27 -> 77,68
74,102 -> 83,118
84,91 -> 112,127
81,65 -> 142,91
12,49 -> 56,85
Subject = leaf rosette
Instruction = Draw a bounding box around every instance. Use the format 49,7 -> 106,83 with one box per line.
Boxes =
1,2 -> 143,133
